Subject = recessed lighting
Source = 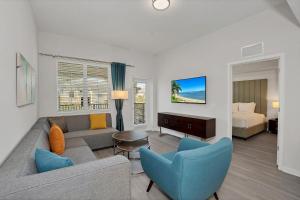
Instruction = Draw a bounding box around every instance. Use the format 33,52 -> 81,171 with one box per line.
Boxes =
152,0 -> 170,11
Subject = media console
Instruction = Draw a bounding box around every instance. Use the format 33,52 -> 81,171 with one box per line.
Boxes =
158,112 -> 216,139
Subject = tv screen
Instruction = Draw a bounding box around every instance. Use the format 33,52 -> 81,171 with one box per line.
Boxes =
171,76 -> 206,104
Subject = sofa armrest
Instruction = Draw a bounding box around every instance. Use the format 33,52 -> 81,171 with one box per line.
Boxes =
0,155 -> 131,200
177,138 -> 209,152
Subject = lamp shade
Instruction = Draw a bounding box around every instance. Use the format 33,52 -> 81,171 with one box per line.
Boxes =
111,90 -> 128,100
272,101 -> 280,109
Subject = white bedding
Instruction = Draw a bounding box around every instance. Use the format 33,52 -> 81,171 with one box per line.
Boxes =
232,112 -> 266,128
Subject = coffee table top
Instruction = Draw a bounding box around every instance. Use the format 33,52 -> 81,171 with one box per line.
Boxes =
112,130 -> 149,142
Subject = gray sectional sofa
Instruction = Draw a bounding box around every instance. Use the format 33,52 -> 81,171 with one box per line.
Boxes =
0,114 -> 131,200
50,113 -> 118,150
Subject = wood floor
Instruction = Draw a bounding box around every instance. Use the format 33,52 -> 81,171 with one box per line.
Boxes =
95,132 -> 300,200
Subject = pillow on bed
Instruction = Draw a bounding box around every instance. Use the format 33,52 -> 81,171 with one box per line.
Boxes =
232,103 -> 239,112
239,102 -> 256,113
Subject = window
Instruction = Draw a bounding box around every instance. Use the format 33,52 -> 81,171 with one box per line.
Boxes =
134,80 -> 146,125
87,65 -> 109,110
57,61 -> 109,112
57,62 -> 84,111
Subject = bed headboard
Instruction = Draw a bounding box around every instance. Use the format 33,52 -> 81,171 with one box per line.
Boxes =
233,79 -> 268,116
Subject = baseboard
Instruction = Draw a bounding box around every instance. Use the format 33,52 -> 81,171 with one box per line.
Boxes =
151,127 -> 160,132
280,166 -> 300,177
160,128 -> 185,138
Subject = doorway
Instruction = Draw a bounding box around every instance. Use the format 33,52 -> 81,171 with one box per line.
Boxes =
133,79 -> 148,127
228,54 -> 285,169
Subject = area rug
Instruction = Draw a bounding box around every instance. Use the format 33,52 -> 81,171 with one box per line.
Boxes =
129,151 -> 144,175
131,159 -> 144,174
94,148 -> 144,175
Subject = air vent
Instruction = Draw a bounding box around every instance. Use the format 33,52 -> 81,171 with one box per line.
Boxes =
241,42 -> 264,58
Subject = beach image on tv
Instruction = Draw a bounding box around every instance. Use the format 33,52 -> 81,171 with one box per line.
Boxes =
171,77 -> 206,104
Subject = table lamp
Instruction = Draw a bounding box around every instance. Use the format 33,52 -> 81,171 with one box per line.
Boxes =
272,101 -> 280,120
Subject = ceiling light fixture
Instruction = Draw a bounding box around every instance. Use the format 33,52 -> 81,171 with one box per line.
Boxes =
152,0 -> 170,11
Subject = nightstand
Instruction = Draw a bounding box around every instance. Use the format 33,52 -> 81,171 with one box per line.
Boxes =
268,119 -> 278,134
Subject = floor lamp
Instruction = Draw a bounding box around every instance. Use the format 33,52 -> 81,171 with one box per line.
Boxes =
111,90 -> 128,131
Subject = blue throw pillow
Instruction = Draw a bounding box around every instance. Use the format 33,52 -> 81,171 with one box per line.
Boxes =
35,148 -> 74,173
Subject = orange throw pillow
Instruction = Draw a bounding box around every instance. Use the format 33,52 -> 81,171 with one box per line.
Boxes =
49,124 -> 65,155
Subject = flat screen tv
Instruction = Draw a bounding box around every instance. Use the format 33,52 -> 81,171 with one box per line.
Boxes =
171,76 -> 206,104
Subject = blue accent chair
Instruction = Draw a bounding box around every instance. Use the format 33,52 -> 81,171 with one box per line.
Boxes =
139,137 -> 233,200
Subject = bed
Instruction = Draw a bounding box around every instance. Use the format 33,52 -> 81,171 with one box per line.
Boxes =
232,79 -> 268,139
232,112 -> 267,139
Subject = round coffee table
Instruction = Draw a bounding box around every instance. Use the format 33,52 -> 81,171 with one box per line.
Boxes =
112,130 -> 150,159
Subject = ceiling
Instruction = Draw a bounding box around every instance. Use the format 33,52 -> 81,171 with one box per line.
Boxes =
233,59 -> 279,74
30,0 -> 286,55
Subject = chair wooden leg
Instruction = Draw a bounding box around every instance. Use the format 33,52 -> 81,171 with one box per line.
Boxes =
146,180 -> 153,192
214,192 -> 219,200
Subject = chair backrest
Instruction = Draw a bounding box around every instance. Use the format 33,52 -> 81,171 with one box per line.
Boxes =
172,138 -> 232,200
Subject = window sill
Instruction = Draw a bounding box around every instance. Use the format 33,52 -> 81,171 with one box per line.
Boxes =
57,108 -> 112,115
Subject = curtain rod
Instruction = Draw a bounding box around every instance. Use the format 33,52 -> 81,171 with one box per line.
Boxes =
39,52 -> 135,68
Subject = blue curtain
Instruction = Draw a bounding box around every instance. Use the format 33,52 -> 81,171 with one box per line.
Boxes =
111,62 -> 126,131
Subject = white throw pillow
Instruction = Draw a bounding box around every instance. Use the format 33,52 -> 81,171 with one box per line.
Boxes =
239,102 -> 256,113
232,103 -> 239,112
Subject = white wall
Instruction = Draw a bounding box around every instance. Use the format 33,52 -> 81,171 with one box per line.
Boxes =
0,0 -> 38,165
233,69 -> 279,119
156,4 -> 300,176
38,32 -> 156,131
287,0 -> 300,24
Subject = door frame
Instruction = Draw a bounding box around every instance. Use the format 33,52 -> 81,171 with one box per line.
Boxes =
227,53 -> 285,169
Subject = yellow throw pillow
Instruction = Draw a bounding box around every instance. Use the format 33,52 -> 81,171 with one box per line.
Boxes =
90,114 -> 107,130
49,124 -> 65,155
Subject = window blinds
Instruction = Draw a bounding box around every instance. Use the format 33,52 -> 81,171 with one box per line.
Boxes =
87,65 -> 109,110
57,62 -> 109,112
58,62 -> 84,111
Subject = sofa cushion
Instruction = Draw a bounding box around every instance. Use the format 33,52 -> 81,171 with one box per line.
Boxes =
48,116 -> 68,133
64,128 -> 118,149
35,148 -> 74,173
49,125 -> 65,155
64,114 -> 112,132
105,113 -> 112,128
19,129 -> 51,176
65,115 -> 90,132
65,138 -> 88,149
64,128 -> 118,139
90,113 -> 107,130
62,146 -> 96,164
31,118 -> 50,134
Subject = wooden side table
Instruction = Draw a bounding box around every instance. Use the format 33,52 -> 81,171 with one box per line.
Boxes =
268,119 -> 278,134
112,130 -> 150,159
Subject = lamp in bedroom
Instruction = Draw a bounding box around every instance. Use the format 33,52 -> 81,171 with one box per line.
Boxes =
272,101 -> 280,120
272,101 -> 280,109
